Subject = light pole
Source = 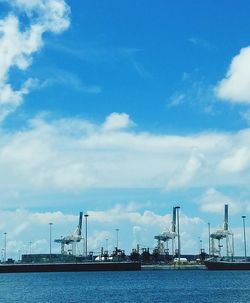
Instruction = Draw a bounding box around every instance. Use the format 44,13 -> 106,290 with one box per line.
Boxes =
1,249 -> 4,262
4,232 -> 7,263
175,206 -> 181,264
105,238 -> 108,253
115,228 -> 119,249
49,222 -> 53,261
198,237 -> 202,253
208,222 -> 211,257
242,216 -> 247,259
84,214 -> 89,258
29,241 -> 32,254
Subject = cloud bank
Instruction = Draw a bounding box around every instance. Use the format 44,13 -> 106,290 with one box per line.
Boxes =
1,112 -> 250,200
0,0 -> 70,120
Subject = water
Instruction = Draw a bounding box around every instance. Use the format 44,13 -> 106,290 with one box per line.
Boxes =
0,270 -> 249,303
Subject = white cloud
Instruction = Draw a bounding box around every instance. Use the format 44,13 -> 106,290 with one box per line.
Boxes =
10,0 -> 70,33
216,46 -> 250,103
0,0 -> 70,120
166,150 -> 205,190
198,188 -> 240,215
1,113 -> 250,197
0,78 -> 38,121
42,70 -> 102,94
168,73 -> 216,115
89,205 -> 171,229
102,112 -> 135,131
0,14 -> 43,116
218,147 -> 250,173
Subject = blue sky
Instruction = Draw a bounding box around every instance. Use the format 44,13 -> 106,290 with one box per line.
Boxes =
17,0 -> 250,132
0,0 -> 249,259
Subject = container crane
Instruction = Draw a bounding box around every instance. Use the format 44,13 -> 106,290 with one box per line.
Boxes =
54,212 -> 83,256
154,207 -> 177,256
210,204 -> 234,258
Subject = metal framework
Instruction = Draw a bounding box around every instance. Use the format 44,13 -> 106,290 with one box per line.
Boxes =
210,204 -> 234,258
54,212 -> 83,256
154,207 -> 177,256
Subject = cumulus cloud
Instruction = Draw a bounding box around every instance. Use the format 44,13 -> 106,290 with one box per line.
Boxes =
218,146 -> 250,173
216,46 -> 250,103
102,112 -> 135,131
166,150 -> 205,191
1,113 -> 250,198
89,204 -> 170,228
198,188 -> 240,215
0,0 -> 70,120
10,0 -> 70,33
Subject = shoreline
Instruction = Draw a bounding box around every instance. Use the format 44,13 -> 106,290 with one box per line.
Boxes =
142,264 -> 206,270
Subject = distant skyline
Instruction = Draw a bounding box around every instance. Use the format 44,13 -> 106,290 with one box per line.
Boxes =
0,0 -> 249,259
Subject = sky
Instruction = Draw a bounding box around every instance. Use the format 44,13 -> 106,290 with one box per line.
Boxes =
0,0 -> 250,259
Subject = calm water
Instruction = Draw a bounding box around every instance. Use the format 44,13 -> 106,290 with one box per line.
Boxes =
0,270 -> 249,302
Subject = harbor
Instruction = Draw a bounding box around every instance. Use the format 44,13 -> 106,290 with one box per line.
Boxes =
0,204 -> 248,272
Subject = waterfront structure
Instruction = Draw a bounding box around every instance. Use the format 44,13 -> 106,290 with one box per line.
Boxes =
210,204 -> 234,258
54,212 -> 83,255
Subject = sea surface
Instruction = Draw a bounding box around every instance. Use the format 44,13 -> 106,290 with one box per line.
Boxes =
0,270 -> 249,303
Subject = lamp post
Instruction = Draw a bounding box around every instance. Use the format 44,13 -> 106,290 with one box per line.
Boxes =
115,228 -> 119,249
49,222 -> 53,261
105,238 -> 108,253
198,237 -> 203,253
175,206 -> 181,264
208,222 -> 211,257
1,249 -> 4,262
242,216 -> 247,259
4,232 -> 7,263
84,214 -> 89,258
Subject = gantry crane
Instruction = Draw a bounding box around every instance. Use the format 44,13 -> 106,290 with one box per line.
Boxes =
154,207 -> 177,256
54,212 -> 83,256
210,204 -> 234,258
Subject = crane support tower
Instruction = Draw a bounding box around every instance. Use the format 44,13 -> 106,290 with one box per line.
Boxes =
154,207 -> 177,256
54,212 -> 83,256
210,204 -> 234,258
